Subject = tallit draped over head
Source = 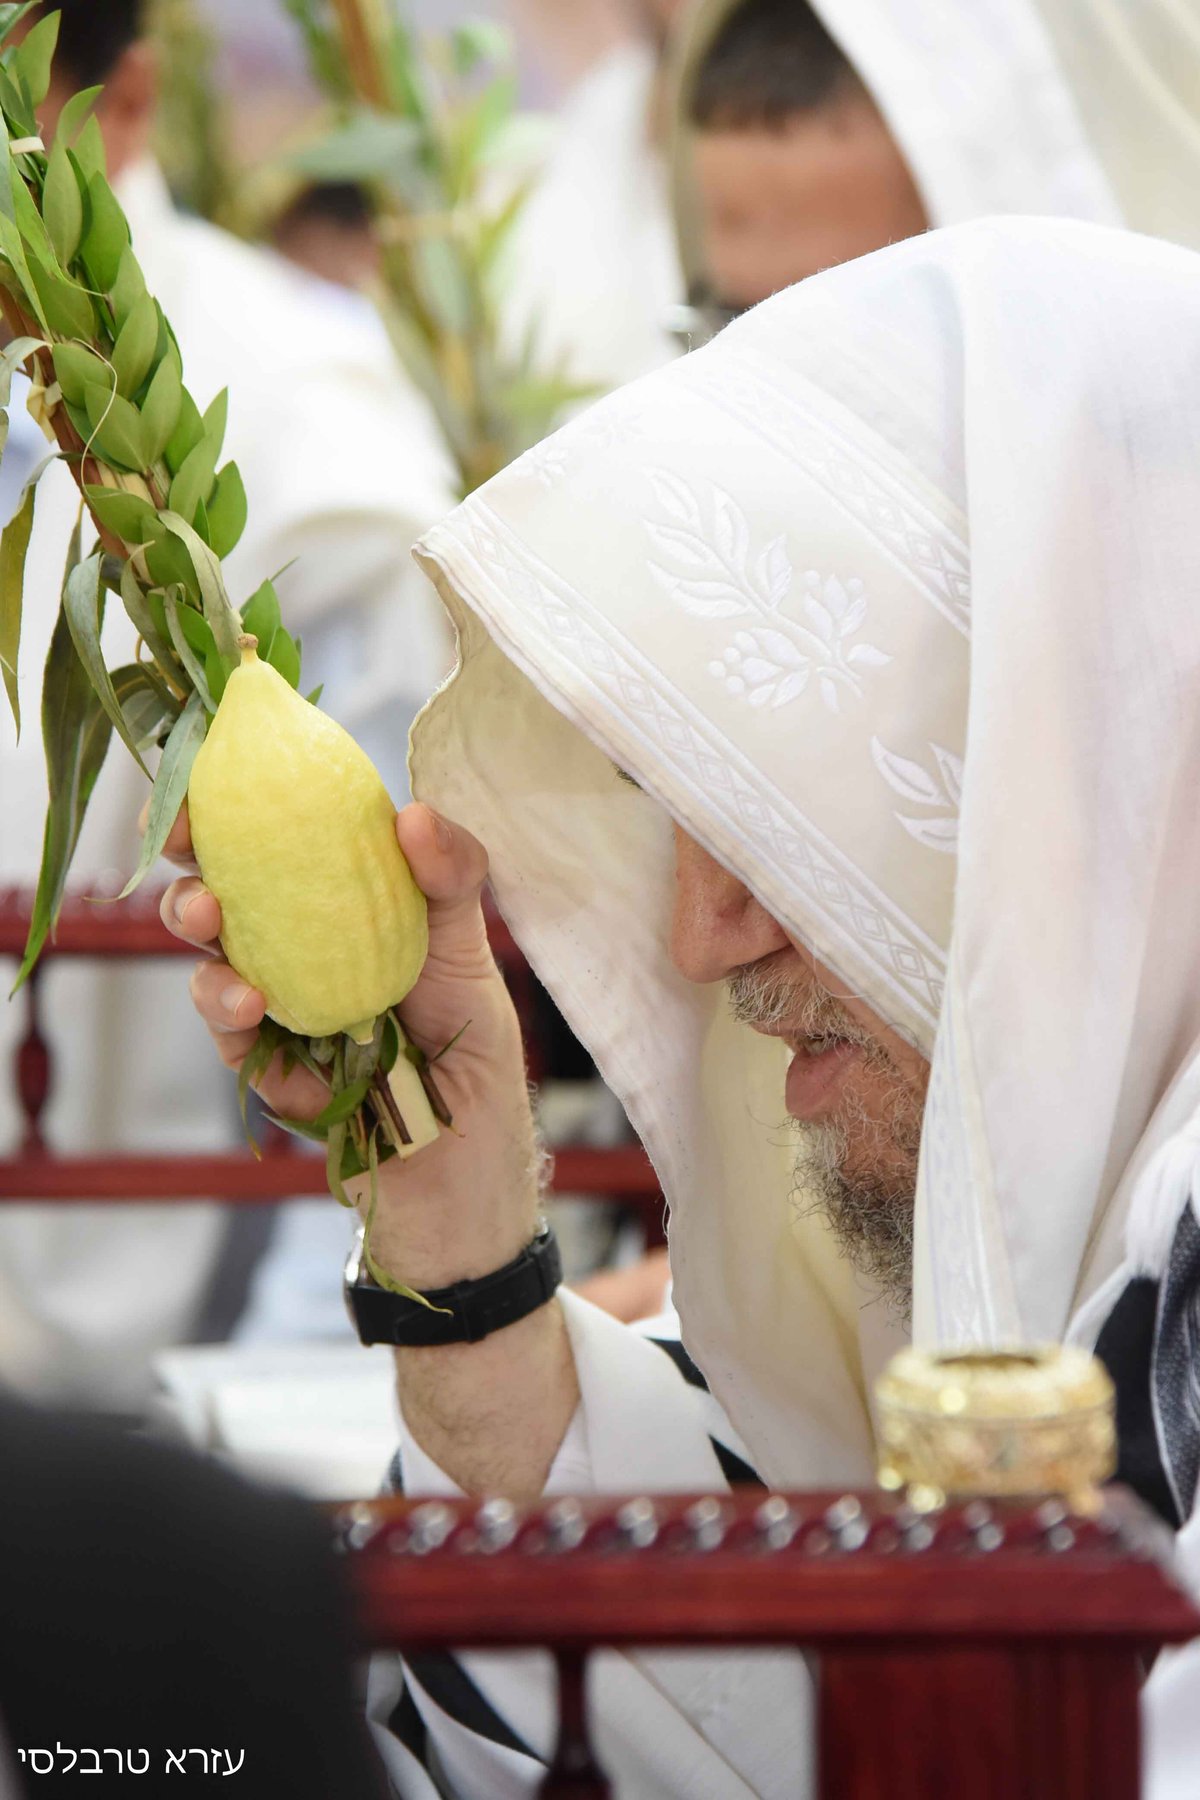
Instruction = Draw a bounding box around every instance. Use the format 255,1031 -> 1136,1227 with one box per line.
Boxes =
412,219 -> 1200,1491
667,0 -> 1118,304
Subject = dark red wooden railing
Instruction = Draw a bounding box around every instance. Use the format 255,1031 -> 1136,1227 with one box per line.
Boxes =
0,887 -> 664,1240
335,1487 -> 1200,1800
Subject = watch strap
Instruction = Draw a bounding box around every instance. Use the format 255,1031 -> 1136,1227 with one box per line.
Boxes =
345,1225 -> 562,1347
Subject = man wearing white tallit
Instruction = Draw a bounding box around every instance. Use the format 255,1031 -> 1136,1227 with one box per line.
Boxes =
168,213 -> 1200,1796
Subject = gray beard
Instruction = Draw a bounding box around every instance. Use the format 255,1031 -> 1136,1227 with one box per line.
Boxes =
789,1075 -> 920,1322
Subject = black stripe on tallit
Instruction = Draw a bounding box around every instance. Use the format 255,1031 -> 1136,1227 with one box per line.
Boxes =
386,1445 -> 542,1764
404,1655 -> 543,1763
710,1437 -> 767,1490
1095,1275 -> 1180,1529
646,1335 -> 710,1391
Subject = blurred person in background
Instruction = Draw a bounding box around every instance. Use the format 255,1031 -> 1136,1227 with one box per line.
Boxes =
511,0 -> 1120,396
0,0 -> 456,1415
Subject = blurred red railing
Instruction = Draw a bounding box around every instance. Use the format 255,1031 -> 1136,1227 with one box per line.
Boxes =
0,887 -> 664,1238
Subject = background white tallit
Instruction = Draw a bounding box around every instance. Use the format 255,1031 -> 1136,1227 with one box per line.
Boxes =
1029,0 -> 1200,249
412,217 -> 1200,1492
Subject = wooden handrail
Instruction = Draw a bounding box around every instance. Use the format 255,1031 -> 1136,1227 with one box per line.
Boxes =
332,1490 -> 1200,1800
0,887 -> 664,1230
333,1487 -> 1198,1652
334,1488 -> 1200,1800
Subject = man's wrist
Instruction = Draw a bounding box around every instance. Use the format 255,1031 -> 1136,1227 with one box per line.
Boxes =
354,1165 -> 541,1294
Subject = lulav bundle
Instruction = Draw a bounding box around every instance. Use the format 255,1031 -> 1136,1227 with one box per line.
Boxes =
0,5 -> 449,1297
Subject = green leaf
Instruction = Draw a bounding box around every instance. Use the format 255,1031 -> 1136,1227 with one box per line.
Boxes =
117,689 -> 205,898
9,8 -> 58,107
201,387 -> 228,462
83,380 -> 147,471
109,243 -> 146,329
62,550 -> 152,775
0,61 -> 33,139
0,209 -> 48,332
312,1077 -> 371,1131
28,258 -> 95,341
142,521 -> 199,600
205,642 -> 227,707
110,661 -> 172,751
14,530 -> 114,988
56,83 -> 103,147
164,385 -> 203,474
305,683 -> 323,707
288,110 -> 421,183
168,432 -> 217,526
111,290 -> 158,398
158,509 -> 241,662
264,624 -> 301,690
69,115 -> 106,190
119,557 -> 183,677
83,484 -> 157,544
82,174 -> 132,295
139,348 -> 182,465
43,139 -> 85,267
0,332 -> 42,404
205,461 -> 247,559
162,589 -> 215,712
241,577 -> 280,646
52,341 -> 109,409
325,1118 -> 351,1207
0,475 -> 34,734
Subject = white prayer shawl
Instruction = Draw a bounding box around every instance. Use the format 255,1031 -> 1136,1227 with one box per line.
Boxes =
668,0 -> 1119,304
404,219 -> 1200,1793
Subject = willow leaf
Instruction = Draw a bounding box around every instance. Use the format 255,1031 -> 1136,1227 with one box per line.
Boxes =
0,475 -> 34,734
14,539 -> 113,988
62,550 -> 152,775
312,1077 -> 371,1131
0,4 -> 39,51
110,662 -> 171,751
117,689 -> 205,898
162,588 -> 215,711
158,508 -> 240,661
119,557 -> 182,678
326,1118 -> 351,1207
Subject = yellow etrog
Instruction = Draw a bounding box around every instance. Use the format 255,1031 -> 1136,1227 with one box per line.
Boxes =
187,640 -> 428,1042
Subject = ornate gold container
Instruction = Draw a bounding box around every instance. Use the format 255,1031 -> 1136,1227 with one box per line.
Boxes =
875,1346 -> 1116,1505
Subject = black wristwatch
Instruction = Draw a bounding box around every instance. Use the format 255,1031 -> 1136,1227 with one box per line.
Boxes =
343,1222 -> 562,1347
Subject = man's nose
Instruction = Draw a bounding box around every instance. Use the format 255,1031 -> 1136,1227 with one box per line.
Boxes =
669,826 -> 789,985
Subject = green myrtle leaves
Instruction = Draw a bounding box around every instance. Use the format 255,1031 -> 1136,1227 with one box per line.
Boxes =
240,577 -> 302,690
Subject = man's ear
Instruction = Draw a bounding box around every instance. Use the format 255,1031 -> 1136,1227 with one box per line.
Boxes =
95,38 -> 158,178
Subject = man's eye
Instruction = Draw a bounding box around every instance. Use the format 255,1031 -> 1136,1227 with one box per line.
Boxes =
613,765 -> 643,792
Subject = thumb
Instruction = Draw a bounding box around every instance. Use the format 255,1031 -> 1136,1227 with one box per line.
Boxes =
396,803 -> 493,975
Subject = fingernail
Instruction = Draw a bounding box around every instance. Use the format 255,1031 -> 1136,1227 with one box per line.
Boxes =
173,889 -> 193,926
221,983 -> 252,1019
427,808 -> 453,853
